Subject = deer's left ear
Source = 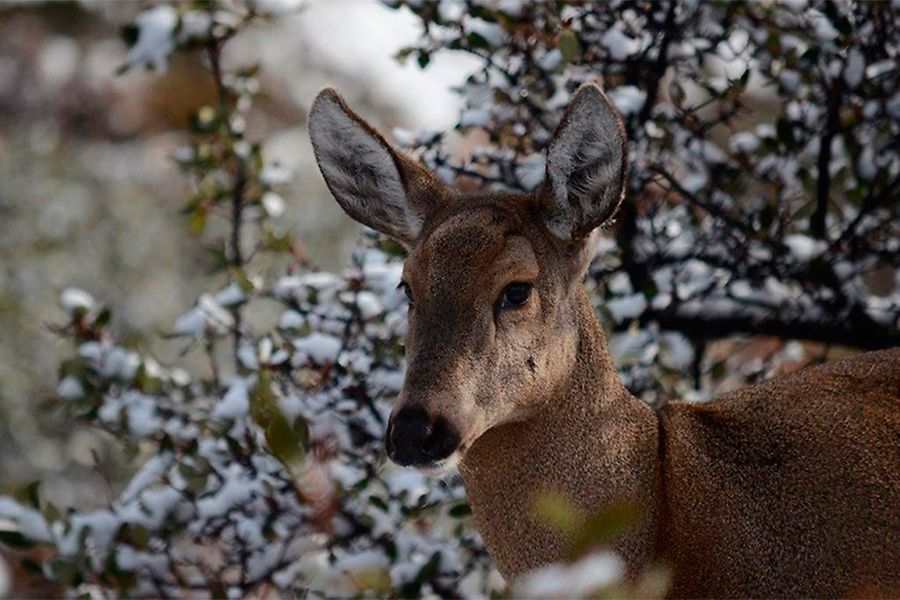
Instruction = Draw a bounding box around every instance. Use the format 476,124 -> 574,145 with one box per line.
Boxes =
540,84 -> 628,241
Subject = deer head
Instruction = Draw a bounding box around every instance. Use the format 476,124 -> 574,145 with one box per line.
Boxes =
309,85 -> 627,470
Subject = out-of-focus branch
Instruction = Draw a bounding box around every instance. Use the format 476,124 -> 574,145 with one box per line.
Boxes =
812,64 -> 844,239
618,304 -> 898,350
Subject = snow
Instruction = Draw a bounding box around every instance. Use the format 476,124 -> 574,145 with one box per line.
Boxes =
173,294 -> 235,337
78,341 -> 141,381
466,18 -> 506,47
808,10 -> 839,42
278,310 -> 304,330
608,85 -> 646,116
127,6 -> 177,71
294,332 -> 342,364
460,107 -> 492,128
262,191 -> 286,218
606,293 -> 647,323
386,469 -> 429,500
661,332 -> 694,370
784,234 -> 826,262
196,469 -> 258,519
57,375 -> 85,400
120,453 -> 173,503
0,498 -> 52,542
844,49 -> 865,88
332,549 -> 390,577
730,132 -> 759,154
214,379 -> 251,420
179,11 -> 212,41
515,551 -> 624,598
538,48 -> 563,72
681,172 -> 708,194
355,291 -> 383,320
779,70 -> 801,93
0,554 -> 8,598
215,283 -> 247,307
437,0 -> 464,23
61,287 -> 96,315
249,0 -> 304,15
515,155 -> 546,191
601,25 -> 640,61
121,391 -> 163,437
260,163 -> 293,187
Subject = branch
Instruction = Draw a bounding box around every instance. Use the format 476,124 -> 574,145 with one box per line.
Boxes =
811,64 -> 844,239
619,304 -> 898,350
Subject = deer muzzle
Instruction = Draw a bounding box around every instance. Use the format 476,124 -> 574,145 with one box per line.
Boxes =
385,405 -> 462,468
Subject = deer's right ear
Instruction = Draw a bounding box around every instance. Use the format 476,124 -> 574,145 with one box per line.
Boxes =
309,88 -> 438,246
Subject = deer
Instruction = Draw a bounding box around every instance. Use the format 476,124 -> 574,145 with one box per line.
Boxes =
308,84 -> 900,598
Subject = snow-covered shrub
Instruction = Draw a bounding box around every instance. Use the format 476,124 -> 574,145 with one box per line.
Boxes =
390,0 -> 900,401
1,1 -> 898,597
0,4 -> 497,597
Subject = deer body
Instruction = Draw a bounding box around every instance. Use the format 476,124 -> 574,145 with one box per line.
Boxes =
308,85 -> 900,597
462,285 -> 900,597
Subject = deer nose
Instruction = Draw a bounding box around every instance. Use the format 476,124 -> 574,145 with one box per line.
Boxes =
386,407 -> 461,467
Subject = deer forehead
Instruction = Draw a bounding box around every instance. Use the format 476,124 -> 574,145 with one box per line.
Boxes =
404,205 -> 541,299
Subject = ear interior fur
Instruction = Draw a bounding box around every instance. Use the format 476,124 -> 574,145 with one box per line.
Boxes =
542,84 -> 628,241
309,89 -> 436,245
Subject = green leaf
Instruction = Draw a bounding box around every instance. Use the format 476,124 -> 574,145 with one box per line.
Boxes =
559,31 -> 582,63
568,500 -> 643,559
43,501 -> 61,526
378,238 -> 407,258
368,495 -> 389,512
16,481 -> 41,509
399,551 -> 441,599
189,210 -> 206,236
229,267 -> 256,294
120,24 -> 139,47
20,558 -> 43,575
264,230 -> 294,253
120,523 -> 151,550
448,502 -> 472,518
250,371 -> 305,470
0,530 -> 35,549
467,32 -> 490,49
533,489 -> 581,536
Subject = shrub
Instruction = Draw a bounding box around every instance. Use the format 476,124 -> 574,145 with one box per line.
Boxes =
1,1 -> 897,597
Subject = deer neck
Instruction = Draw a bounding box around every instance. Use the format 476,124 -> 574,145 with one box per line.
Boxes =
459,287 -> 662,578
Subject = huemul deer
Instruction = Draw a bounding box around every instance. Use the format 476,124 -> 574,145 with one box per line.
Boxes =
309,85 -> 900,597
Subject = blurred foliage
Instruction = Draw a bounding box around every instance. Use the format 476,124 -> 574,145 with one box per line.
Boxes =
0,0 -> 897,598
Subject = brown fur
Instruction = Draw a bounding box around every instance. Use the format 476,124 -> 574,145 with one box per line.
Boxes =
309,86 -> 900,598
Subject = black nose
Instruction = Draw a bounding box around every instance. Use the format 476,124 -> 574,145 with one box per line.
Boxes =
386,407 -> 461,467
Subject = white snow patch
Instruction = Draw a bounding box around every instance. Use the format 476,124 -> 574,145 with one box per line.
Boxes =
61,287 -> 95,315
784,234 -> 826,262
844,49 -> 865,88
214,379 -> 251,420
294,333 -> 342,364
601,25 -> 640,61
608,86 -> 646,116
515,551 -> 624,598
57,375 -> 85,400
606,293 -> 647,323
127,5 -> 177,71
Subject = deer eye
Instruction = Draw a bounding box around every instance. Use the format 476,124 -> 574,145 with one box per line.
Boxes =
398,281 -> 414,306
500,282 -> 532,309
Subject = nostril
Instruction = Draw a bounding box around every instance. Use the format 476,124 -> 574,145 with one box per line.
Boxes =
423,417 -> 460,461
387,407 -> 460,466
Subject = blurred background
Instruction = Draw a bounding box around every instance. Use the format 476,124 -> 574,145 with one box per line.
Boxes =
0,1 -> 897,596
0,0 -> 479,503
